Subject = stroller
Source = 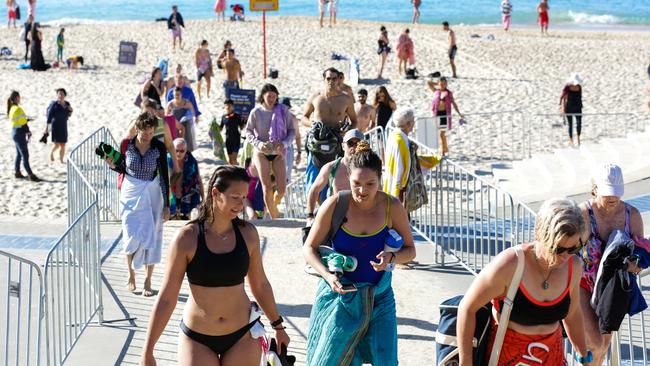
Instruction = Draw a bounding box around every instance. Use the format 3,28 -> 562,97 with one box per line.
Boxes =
230,4 -> 245,21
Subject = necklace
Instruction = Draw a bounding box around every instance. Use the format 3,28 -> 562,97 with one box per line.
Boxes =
533,250 -> 554,290
215,231 -> 229,241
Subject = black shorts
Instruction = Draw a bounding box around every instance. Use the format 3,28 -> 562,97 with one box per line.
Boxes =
225,136 -> 240,154
448,45 -> 458,60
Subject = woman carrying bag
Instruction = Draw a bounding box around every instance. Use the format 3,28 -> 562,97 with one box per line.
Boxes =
457,198 -> 592,366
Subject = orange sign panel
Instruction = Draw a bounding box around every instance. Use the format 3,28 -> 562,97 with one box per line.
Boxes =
250,0 -> 279,11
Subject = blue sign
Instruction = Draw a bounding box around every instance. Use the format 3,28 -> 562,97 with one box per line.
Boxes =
227,88 -> 256,121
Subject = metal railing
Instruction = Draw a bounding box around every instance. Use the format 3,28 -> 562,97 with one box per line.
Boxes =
364,126 -> 385,159
527,112 -> 649,158
1,252 -> 46,366
67,127 -> 120,223
415,111 -> 649,164
1,126 -> 119,366
43,162 -> 103,365
285,173 -> 308,219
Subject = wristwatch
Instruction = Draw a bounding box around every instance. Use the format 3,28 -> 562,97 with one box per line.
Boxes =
574,350 -> 593,364
307,212 -> 315,219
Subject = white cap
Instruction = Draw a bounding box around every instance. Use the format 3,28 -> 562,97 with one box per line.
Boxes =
567,72 -> 582,86
595,163 -> 624,197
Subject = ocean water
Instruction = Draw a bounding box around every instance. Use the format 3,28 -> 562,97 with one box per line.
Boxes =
29,0 -> 650,28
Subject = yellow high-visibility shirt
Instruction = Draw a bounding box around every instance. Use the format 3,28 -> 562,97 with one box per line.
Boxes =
9,105 -> 27,127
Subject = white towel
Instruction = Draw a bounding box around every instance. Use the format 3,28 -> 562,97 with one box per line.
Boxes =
120,174 -> 164,269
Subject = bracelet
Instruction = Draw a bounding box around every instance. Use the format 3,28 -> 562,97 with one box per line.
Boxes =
273,326 -> 287,330
574,350 -> 593,364
270,315 -> 284,327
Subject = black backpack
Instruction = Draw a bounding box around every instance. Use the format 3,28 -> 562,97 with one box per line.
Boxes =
405,67 -> 419,80
306,121 -> 341,168
435,296 -> 492,366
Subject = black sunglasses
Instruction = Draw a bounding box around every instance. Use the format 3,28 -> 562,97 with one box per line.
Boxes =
554,238 -> 584,255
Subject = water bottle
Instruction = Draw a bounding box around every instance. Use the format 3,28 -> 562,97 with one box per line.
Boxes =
384,229 -> 403,271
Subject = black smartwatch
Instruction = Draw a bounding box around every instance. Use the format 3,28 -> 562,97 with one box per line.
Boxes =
271,316 -> 284,327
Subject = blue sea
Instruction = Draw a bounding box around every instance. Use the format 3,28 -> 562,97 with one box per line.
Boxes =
32,0 -> 650,28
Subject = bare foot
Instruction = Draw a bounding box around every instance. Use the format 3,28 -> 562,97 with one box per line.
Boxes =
126,275 -> 136,292
143,279 -> 154,297
49,154 -> 54,162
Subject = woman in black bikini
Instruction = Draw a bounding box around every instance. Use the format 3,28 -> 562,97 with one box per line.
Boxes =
377,25 -> 390,79
244,84 -> 295,219
140,165 -> 289,365
141,67 -> 163,107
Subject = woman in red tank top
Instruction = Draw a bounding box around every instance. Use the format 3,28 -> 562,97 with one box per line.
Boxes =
457,198 -> 593,366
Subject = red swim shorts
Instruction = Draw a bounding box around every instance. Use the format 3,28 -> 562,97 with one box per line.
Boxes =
487,325 -> 567,365
539,12 -> 549,26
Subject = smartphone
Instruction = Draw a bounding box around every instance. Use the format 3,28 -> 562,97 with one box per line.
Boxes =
341,284 -> 357,293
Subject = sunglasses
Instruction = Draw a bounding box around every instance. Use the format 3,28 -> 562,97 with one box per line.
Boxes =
325,76 -> 338,81
346,140 -> 359,148
553,238 -> 584,255
175,149 -> 186,153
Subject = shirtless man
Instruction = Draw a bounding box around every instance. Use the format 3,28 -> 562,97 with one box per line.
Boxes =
305,129 -> 364,226
442,21 -> 457,78
222,49 -> 242,98
302,67 -> 357,192
338,72 -> 354,95
536,0 -> 550,35
354,89 -> 376,133
302,67 -> 356,131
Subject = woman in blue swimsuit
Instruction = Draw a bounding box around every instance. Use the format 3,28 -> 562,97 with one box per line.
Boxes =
303,141 -> 416,365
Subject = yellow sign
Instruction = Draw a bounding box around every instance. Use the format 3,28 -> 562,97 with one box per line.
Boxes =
250,0 -> 278,11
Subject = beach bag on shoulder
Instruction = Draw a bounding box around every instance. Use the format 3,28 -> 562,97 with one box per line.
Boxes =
404,143 -> 428,212
301,190 -> 351,247
306,121 -> 342,169
435,246 -> 525,366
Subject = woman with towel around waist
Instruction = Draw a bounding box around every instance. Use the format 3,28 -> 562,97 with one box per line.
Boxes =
105,111 -> 170,297
303,142 -> 416,365
244,83 -> 295,219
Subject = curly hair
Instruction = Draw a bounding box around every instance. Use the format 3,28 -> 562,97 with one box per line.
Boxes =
347,140 -> 382,179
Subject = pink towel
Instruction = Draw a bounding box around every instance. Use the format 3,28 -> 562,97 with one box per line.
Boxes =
396,34 -> 415,65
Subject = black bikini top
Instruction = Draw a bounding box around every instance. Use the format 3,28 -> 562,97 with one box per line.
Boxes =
186,221 -> 250,287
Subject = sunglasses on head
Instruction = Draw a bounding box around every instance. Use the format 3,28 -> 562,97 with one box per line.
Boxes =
553,238 -> 584,255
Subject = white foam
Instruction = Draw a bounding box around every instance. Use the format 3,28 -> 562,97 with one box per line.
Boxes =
568,11 -> 620,25
42,17 -> 138,27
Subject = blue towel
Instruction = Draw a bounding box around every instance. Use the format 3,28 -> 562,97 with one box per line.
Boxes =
306,272 -> 397,366
305,152 -> 328,202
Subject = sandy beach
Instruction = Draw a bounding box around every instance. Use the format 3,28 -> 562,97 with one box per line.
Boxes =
1,16 -> 649,218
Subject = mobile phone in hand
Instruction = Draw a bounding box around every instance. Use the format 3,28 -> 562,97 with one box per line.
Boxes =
341,284 -> 357,293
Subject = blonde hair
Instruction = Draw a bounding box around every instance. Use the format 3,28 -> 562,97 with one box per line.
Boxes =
533,197 -> 584,266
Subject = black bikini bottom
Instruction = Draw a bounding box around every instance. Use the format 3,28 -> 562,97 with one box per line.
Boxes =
180,318 -> 258,357
264,154 -> 278,162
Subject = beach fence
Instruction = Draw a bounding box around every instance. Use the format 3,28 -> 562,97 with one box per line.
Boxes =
527,112 -> 649,157
0,252 -> 46,366
284,126 -> 387,219
414,111 -> 650,164
415,110 -> 527,163
0,126 -> 119,365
